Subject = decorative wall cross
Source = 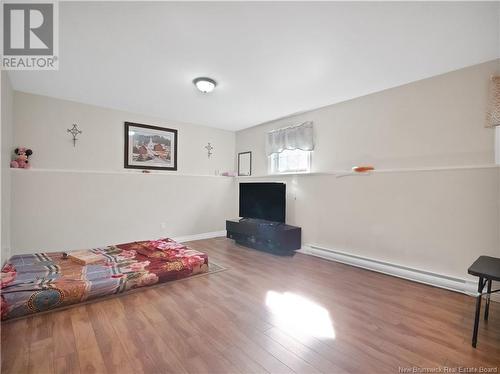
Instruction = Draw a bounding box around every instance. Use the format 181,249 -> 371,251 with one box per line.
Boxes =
205,142 -> 214,159
67,124 -> 82,147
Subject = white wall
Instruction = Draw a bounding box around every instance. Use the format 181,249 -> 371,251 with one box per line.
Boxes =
10,92 -> 237,253
1,72 -> 14,263
496,127 -> 500,164
236,60 -> 500,281
239,60 -> 499,175
14,91 -> 235,175
12,170 -> 235,252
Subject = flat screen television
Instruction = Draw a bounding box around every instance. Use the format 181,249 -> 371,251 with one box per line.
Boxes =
239,182 -> 286,223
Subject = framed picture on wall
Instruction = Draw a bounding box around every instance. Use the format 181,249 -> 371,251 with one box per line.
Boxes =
124,122 -> 178,170
238,151 -> 252,176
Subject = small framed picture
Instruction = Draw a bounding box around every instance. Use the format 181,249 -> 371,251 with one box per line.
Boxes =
124,122 -> 178,170
238,151 -> 252,176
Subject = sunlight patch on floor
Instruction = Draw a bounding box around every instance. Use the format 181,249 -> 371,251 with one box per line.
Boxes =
265,290 -> 335,339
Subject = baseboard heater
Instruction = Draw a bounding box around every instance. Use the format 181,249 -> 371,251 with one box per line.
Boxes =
298,244 -> 479,296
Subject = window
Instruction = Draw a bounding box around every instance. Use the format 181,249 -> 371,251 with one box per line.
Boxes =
269,149 -> 311,174
266,121 -> 314,174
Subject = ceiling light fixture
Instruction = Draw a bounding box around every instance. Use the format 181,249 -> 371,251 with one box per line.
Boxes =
193,77 -> 217,93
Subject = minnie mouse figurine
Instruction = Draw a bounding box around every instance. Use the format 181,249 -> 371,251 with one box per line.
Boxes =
10,147 -> 33,169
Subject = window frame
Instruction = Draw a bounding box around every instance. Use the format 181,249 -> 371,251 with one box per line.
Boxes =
268,149 -> 312,174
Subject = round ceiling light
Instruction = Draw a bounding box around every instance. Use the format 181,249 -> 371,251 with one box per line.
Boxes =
193,77 -> 217,93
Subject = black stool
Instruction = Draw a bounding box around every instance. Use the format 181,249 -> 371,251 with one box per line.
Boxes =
467,256 -> 500,348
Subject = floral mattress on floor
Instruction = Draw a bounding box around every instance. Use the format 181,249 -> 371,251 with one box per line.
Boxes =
0,238 -> 208,321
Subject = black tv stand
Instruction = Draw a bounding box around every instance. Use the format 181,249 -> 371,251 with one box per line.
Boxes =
226,218 -> 301,255
238,218 -> 282,226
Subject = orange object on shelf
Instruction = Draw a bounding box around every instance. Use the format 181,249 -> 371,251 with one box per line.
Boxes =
352,166 -> 375,173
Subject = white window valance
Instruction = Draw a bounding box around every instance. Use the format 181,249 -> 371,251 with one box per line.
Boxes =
266,121 -> 314,156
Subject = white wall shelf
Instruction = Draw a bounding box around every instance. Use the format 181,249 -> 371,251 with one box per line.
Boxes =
236,164 -> 500,179
9,167 -> 233,178
10,164 -> 499,179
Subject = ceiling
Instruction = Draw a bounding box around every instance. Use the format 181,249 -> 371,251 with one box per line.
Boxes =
8,2 -> 500,131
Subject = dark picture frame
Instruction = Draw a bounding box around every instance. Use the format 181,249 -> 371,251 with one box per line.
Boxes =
238,151 -> 252,176
124,122 -> 178,171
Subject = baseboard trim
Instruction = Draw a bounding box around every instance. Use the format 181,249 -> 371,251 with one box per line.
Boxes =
173,230 -> 226,243
299,244 -> 484,298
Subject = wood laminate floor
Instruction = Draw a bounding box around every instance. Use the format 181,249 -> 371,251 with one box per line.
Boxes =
1,237 -> 499,374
